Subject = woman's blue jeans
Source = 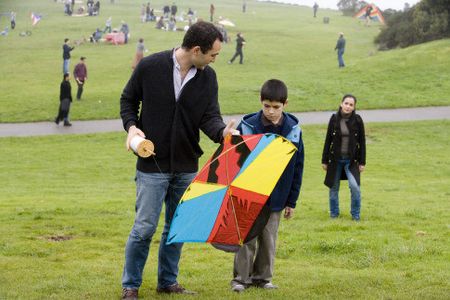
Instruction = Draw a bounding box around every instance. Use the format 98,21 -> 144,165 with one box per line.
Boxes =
122,171 -> 196,290
329,159 -> 361,219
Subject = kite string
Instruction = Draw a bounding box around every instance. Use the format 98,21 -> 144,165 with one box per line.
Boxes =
224,136 -> 243,245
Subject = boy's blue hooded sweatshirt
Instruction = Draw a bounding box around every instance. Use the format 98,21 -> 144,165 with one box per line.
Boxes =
237,111 -> 304,211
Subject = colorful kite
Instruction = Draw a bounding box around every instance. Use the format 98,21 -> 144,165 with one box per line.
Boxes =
354,4 -> 385,25
30,12 -> 42,26
167,133 -> 297,251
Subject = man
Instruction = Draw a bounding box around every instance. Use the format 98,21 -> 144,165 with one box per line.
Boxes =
62,38 -> 74,74
73,57 -> 87,100
120,21 -> 238,300
228,32 -> 246,64
313,2 -> 319,17
335,32 -> 346,68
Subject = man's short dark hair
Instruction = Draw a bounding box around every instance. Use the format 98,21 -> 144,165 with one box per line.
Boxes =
342,94 -> 357,104
260,79 -> 288,104
64,38 -> 69,43
181,21 -> 223,54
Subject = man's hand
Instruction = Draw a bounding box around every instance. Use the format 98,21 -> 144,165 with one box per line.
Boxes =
222,119 -> 240,137
359,165 -> 365,172
322,163 -> 328,171
284,207 -> 294,219
126,125 -> 145,151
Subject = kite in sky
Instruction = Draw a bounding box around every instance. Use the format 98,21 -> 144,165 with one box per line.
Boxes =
354,4 -> 385,25
31,12 -> 42,26
167,133 -> 297,252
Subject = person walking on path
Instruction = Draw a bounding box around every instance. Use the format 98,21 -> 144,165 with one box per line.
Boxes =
321,94 -> 366,221
73,57 -> 87,100
62,38 -> 75,74
228,32 -> 246,64
335,32 -> 346,68
313,2 -> 319,17
230,79 -> 304,293
119,21 -> 238,299
54,73 -> 73,126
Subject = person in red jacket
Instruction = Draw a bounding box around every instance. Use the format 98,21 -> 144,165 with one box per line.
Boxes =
73,57 -> 87,100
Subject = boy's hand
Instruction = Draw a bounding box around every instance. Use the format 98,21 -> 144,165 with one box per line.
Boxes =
284,207 -> 294,219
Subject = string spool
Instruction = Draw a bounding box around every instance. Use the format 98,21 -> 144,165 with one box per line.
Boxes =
130,136 -> 155,158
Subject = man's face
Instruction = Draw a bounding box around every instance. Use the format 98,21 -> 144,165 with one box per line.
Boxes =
192,39 -> 221,69
261,99 -> 286,125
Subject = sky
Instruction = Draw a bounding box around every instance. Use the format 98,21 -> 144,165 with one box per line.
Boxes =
257,0 -> 421,11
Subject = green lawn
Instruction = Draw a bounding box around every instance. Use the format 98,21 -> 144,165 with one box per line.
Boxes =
1,120 -> 449,299
0,0 -> 449,122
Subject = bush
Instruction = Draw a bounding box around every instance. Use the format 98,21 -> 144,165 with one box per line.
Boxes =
375,0 -> 450,50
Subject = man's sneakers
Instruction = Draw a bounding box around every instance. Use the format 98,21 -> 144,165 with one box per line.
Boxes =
121,288 -> 138,300
156,283 -> 196,295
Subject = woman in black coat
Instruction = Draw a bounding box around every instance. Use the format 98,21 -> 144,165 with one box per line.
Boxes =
321,94 -> 366,220
55,73 -> 73,126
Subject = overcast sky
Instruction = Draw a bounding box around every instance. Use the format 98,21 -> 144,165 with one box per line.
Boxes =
258,0 -> 421,11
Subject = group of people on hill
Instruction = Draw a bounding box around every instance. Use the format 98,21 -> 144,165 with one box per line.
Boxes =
118,21 -> 366,300
64,0 -> 101,16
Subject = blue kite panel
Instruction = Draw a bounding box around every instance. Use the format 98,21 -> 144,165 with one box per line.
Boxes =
167,187 -> 228,244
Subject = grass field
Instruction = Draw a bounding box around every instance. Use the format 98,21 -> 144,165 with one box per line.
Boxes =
0,0 -> 449,123
1,120 -> 449,299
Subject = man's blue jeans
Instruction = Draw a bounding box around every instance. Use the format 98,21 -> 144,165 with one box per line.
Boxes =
63,59 -> 70,74
329,159 -> 361,219
122,171 -> 196,290
337,49 -> 345,67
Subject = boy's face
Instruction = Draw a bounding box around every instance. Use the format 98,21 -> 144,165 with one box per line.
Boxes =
261,99 -> 287,125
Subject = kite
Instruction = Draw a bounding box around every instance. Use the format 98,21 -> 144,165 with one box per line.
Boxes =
30,12 -> 42,26
167,133 -> 297,252
354,4 -> 385,25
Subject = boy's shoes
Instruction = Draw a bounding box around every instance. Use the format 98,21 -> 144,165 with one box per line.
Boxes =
231,283 -> 246,293
352,216 -> 360,221
228,61 -> 232,64
156,283 -> 196,294
330,214 -> 339,219
121,288 -> 138,300
258,282 -> 278,289
63,121 -> 72,127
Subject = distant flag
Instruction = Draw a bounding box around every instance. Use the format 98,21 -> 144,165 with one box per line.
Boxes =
30,12 -> 41,26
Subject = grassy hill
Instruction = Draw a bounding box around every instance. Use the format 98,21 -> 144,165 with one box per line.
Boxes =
0,0 -> 449,123
1,120 -> 449,298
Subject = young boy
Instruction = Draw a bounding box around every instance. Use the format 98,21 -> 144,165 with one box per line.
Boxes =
231,79 -> 304,292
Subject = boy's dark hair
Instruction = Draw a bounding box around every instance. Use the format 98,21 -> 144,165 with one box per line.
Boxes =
181,21 -> 223,54
341,94 -> 357,104
64,38 -> 69,43
63,73 -> 70,80
260,79 -> 288,104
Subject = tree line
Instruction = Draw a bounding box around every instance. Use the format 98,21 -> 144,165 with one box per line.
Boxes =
337,0 -> 450,50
